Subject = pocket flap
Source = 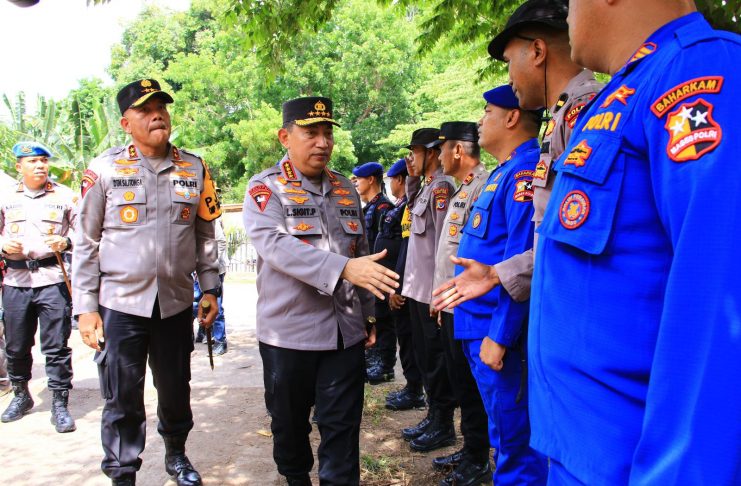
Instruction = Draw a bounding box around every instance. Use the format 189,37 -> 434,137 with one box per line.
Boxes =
554,136 -> 621,186
111,186 -> 146,205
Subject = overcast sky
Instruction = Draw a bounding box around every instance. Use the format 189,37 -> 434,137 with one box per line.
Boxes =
0,0 -> 190,115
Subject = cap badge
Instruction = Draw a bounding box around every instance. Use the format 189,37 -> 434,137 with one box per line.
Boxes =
141,80 -> 152,88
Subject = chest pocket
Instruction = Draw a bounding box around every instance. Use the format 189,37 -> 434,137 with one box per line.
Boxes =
463,184 -> 497,239
3,207 -> 26,236
410,196 -> 428,235
538,135 -> 624,255
42,205 -> 66,235
340,217 -> 363,236
170,178 -> 200,225
110,186 -> 147,226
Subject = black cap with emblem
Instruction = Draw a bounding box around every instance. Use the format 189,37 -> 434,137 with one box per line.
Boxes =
428,121 -> 479,148
405,128 -> 441,149
116,79 -> 174,115
282,97 -> 340,127
488,0 -> 569,61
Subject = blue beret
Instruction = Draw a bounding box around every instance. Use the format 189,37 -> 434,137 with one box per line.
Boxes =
387,158 -> 408,177
483,85 -> 546,120
352,162 -> 384,178
483,85 -> 521,109
13,141 -> 52,158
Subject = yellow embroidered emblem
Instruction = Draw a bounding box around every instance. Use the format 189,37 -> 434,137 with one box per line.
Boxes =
120,205 -> 139,224
124,191 -> 135,201
294,222 -> 315,232
141,80 -> 152,87
288,196 -> 310,205
284,188 -> 307,195
337,198 -> 354,206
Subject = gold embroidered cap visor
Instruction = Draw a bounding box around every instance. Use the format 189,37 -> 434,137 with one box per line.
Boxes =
282,96 -> 341,127
117,79 -> 174,115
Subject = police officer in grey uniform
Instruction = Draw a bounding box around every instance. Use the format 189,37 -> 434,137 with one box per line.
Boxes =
400,128 -> 457,452
243,97 -> 399,486
0,141 -> 77,432
429,122 -> 492,485
73,79 -> 220,486
433,0 -> 602,309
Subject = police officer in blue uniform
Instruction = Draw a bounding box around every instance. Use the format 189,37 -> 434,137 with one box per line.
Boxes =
454,85 -> 547,485
381,159 -> 426,410
529,1 -> 741,484
352,162 -> 396,383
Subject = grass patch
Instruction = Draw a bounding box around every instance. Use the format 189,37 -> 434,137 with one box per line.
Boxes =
363,382 -> 398,426
360,453 -> 407,485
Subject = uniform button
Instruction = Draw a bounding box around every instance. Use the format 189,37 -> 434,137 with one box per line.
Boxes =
323,283 -> 328,288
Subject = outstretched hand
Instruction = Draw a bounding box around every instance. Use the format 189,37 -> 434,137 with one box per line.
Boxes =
341,249 -> 400,300
432,256 -> 500,311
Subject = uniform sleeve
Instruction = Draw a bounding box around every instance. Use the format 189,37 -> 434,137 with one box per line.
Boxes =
431,180 -> 453,261
71,161 -> 106,315
243,177 -> 348,295
405,176 -> 422,205
628,44 -> 741,485
488,173 -> 535,346
193,160 -> 220,291
0,200 -> 7,251
493,250 -> 533,303
63,191 -> 78,251
215,218 -> 228,271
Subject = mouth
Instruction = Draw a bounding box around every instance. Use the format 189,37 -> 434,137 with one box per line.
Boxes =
150,123 -> 168,132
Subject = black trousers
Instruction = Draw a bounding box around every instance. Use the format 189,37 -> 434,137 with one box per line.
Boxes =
408,299 -> 456,412
441,312 -> 490,462
260,340 -> 365,486
2,282 -> 72,389
374,313 -> 397,367
393,303 -> 422,390
97,303 -> 194,479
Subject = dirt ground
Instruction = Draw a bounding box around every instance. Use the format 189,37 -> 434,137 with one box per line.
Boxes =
0,278 -> 477,486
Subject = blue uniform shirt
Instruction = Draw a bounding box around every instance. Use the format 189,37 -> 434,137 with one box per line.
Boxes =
454,138 -> 537,342
530,13 -> 741,485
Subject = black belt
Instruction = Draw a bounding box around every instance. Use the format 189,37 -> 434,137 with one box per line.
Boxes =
4,255 -> 68,272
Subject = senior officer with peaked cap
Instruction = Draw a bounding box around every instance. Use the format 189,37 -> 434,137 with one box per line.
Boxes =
352,161 -> 396,383
0,141 -> 77,433
243,96 -> 399,486
73,79 -> 220,486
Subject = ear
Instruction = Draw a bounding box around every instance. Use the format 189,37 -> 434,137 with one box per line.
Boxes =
278,127 -> 290,149
120,116 -> 131,134
15,160 -> 22,172
532,38 -> 548,68
454,142 -> 463,159
506,109 -> 521,130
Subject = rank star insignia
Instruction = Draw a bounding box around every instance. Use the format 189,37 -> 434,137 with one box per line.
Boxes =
560,190 -> 590,229
293,222 -> 315,232
337,198 -> 354,206
564,140 -> 592,168
601,85 -> 636,108
665,99 -> 721,162
249,184 -> 272,212
288,196 -> 310,205
463,173 -> 474,185
127,145 -> 139,159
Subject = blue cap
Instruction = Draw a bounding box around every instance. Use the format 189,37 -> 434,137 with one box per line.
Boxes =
483,85 -> 546,119
483,85 -> 521,109
387,158 -> 408,177
12,141 -> 52,158
352,162 -> 384,178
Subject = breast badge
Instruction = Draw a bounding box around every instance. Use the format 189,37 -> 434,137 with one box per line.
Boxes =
564,140 -> 592,168
471,212 -> 482,229
124,191 -> 135,201
288,196 -> 310,205
120,205 -> 139,224
337,198 -> 354,206
601,85 -> 636,108
293,222 -> 315,232
559,191 -> 590,229
347,221 -> 359,232
180,207 -> 191,221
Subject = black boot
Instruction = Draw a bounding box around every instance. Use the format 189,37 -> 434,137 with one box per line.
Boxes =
50,389 -> 76,433
285,474 -> 311,485
1,381 -> 34,423
111,475 -> 136,486
386,385 -> 425,411
366,363 -> 395,384
410,407 -> 456,452
439,458 -> 492,486
164,435 -> 202,486
432,448 -> 465,470
402,408 -> 433,441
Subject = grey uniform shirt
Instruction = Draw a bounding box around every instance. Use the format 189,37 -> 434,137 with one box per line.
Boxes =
432,164 -> 489,314
402,167 -> 455,305
72,144 -> 220,319
243,159 -> 374,351
494,69 -> 604,302
0,180 -> 77,288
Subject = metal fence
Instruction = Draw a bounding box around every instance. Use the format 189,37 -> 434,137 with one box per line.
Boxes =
226,229 -> 257,273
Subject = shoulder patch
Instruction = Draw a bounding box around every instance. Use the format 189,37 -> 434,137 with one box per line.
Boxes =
81,169 -> 99,198
249,184 -> 272,212
564,102 -> 586,129
513,179 -> 533,202
514,170 -> 535,180
601,85 -> 635,108
563,140 -> 592,168
665,99 -> 721,162
651,76 -> 723,118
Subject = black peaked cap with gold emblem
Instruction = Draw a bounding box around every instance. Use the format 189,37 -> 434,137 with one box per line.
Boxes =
282,97 -> 340,127
428,121 -> 479,148
117,79 -> 174,115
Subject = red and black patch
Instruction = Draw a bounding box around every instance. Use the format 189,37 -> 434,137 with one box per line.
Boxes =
127,145 -> 139,160
81,169 -> 99,198
651,76 -> 723,118
601,85 -> 635,108
513,179 -> 533,202
462,173 -> 474,185
249,184 -> 272,212
172,146 -> 182,161
564,102 -> 586,129
433,187 -> 449,212
563,140 -> 592,168
559,190 -> 590,229
664,99 -> 721,163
